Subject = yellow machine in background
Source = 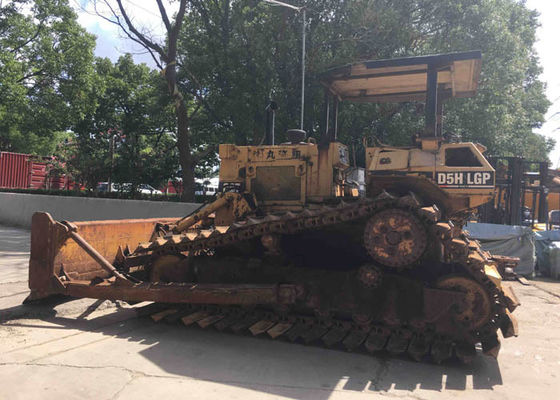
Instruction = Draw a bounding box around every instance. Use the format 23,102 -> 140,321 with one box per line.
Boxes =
27,51 -> 519,364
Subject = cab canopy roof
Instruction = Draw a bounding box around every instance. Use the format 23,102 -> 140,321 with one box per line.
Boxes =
321,51 -> 481,103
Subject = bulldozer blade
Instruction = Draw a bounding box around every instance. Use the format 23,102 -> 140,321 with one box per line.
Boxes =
28,212 -> 178,301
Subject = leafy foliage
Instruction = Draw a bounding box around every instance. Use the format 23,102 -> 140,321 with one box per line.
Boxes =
179,0 -> 551,164
0,0 -> 97,155
69,55 -> 178,190
0,0 -> 553,194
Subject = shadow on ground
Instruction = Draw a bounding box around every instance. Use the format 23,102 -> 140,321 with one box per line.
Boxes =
2,298 -> 503,399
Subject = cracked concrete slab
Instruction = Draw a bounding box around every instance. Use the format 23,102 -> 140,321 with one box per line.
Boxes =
0,363 -> 131,400
1,224 -> 560,400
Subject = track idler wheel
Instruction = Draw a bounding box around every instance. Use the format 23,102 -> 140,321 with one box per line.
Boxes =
363,208 -> 428,268
436,275 -> 492,330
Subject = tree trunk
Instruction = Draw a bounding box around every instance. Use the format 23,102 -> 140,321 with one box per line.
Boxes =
176,107 -> 196,202
164,58 -> 196,202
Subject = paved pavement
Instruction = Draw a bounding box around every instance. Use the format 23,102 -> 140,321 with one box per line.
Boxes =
1,225 -> 559,400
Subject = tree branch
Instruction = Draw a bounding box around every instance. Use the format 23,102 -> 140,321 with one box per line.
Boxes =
155,0 -> 172,32
103,0 -> 167,60
17,69 -> 45,84
93,1 -> 163,68
172,0 -> 188,38
10,23 -> 43,54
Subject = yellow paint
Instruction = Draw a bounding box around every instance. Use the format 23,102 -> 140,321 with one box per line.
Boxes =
484,264 -> 502,286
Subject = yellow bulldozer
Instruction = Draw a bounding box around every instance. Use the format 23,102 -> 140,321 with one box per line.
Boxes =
27,51 -> 519,363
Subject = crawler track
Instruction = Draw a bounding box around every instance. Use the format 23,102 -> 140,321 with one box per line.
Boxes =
123,193 -> 518,363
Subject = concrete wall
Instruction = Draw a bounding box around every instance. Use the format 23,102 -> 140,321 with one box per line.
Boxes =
0,192 -> 200,228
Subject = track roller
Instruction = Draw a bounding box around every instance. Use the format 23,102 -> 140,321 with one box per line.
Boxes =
322,326 -> 350,347
407,334 -> 430,362
365,327 -> 390,353
386,330 -> 412,355
342,329 -> 368,351
431,340 -> 453,364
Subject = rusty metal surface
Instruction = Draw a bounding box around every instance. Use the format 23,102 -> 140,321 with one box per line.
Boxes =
363,208 -> 427,268
55,216 -> 179,281
28,212 -> 179,298
26,192 -> 520,363
0,152 -> 30,188
64,224 -> 131,285
62,281 -> 301,305
435,275 -> 492,329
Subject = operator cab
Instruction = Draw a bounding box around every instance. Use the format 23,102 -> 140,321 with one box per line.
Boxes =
320,51 -> 495,215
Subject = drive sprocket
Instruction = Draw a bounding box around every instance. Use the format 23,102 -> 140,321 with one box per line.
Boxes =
363,208 -> 428,268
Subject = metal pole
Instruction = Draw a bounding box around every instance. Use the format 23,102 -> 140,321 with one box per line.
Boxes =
108,134 -> 115,193
300,8 -> 306,130
424,65 -> 438,137
271,109 -> 276,145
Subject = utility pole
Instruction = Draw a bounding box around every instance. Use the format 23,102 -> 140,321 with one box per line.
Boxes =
264,0 -> 306,130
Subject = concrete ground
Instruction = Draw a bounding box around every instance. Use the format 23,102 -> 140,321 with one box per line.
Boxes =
1,225 -> 559,400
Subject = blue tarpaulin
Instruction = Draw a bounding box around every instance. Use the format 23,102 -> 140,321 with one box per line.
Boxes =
464,222 -> 536,276
534,230 -> 560,279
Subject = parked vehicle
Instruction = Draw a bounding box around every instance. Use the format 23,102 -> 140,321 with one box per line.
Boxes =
96,182 -> 118,192
138,184 -> 162,195
97,182 -> 162,195
195,177 -> 219,196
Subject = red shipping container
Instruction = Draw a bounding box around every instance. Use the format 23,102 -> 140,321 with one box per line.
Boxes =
29,161 -> 48,189
0,152 -> 78,190
0,152 -> 31,188
49,175 -> 68,190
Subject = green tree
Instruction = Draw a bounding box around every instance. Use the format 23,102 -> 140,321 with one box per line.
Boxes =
93,0 -> 213,201
0,0 -> 97,155
178,0 -> 551,163
70,55 -> 178,191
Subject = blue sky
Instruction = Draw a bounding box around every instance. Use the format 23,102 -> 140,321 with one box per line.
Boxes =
73,0 -> 560,166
